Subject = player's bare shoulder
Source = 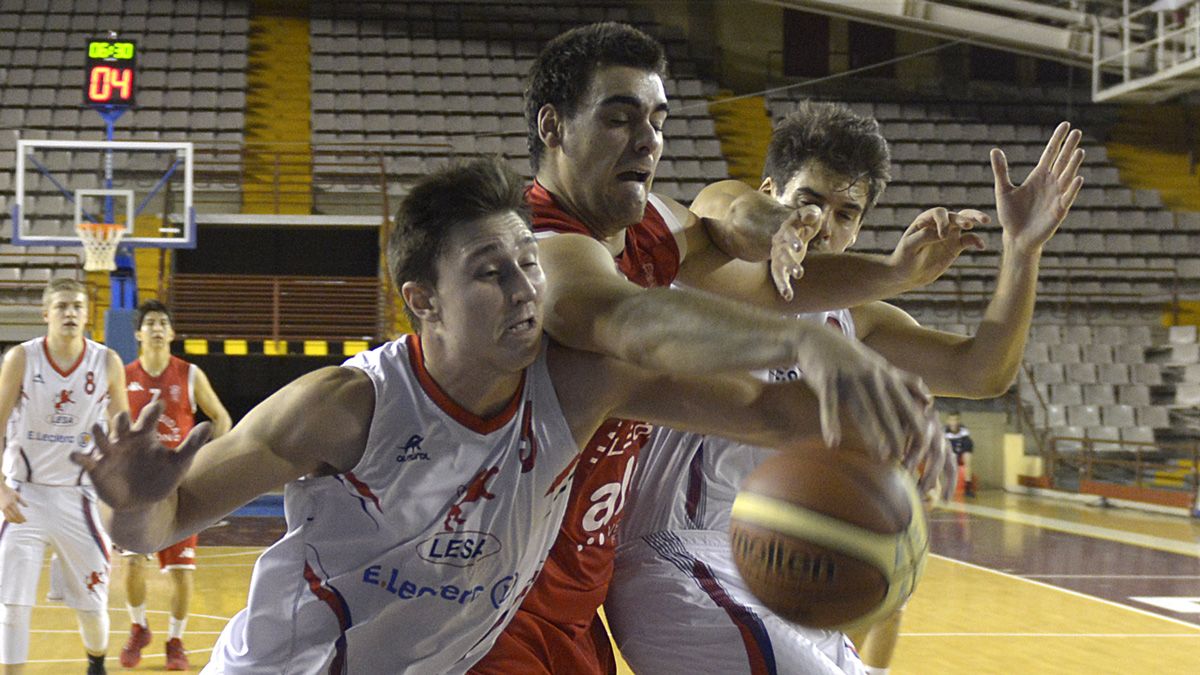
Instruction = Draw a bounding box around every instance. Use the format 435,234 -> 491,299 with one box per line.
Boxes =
1,343 -> 27,372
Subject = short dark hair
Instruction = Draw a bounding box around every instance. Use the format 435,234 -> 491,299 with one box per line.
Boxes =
763,101 -> 891,212
524,22 -> 667,171
388,157 -> 529,331
134,299 -> 173,330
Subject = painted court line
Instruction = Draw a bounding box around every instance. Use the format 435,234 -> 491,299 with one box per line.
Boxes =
26,647 -> 215,665
939,501 -> 1200,558
902,632 -> 1200,638
934,554 -> 1200,632
1024,574 -> 1200,579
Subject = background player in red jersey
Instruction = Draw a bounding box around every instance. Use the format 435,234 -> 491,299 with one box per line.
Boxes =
118,300 -> 231,671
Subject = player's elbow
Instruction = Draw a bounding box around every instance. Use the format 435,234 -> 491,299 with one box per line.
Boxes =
956,369 -> 1017,399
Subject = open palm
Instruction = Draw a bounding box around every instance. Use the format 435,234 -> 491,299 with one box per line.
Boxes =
991,121 -> 1085,254
70,400 -> 211,511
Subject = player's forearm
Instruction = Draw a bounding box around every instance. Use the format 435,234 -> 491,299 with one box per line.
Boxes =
595,287 -> 809,374
105,495 -> 181,554
211,412 -> 232,438
955,245 -> 1041,397
785,252 -> 913,311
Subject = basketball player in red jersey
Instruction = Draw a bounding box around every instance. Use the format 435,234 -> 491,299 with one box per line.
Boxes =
473,23 -> 981,675
118,300 -> 231,670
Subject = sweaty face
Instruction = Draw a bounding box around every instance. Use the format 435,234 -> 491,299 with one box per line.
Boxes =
428,211 -> 546,373
136,311 -> 175,349
770,161 -> 869,254
556,65 -> 668,237
43,291 -> 87,338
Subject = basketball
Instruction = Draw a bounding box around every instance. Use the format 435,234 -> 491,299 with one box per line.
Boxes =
729,450 -> 928,630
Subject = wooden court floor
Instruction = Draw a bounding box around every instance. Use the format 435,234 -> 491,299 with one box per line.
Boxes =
19,491 -> 1200,673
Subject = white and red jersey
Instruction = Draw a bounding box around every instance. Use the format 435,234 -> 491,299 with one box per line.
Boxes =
206,335 -> 579,675
3,337 -> 111,486
125,356 -> 196,449
620,310 -> 856,540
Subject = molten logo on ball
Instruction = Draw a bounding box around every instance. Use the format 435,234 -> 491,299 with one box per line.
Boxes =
730,529 -> 836,584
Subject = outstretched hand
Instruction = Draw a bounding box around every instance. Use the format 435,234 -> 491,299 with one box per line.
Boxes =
900,409 -> 956,502
793,324 -> 935,460
992,121 -> 1085,255
770,204 -> 822,301
889,207 -> 988,290
71,400 -> 212,511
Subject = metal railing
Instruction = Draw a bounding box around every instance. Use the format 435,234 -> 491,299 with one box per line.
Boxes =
1092,0 -> 1200,101
1046,434 -> 1200,507
187,139 -> 456,217
169,274 -> 385,342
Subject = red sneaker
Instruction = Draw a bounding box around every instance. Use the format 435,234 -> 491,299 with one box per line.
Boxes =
119,623 -> 151,668
165,637 -> 190,671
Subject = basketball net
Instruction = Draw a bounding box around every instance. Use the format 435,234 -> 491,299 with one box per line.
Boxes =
76,222 -> 125,272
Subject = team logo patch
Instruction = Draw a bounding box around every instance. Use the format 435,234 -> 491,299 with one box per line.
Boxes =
46,389 -> 78,426
85,570 -> 105,593
443,466 -> 499,531
417,531 -> 501,568
395,434 -> 430,463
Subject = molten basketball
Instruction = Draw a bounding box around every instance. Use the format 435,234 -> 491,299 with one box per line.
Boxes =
729,450 -> 928,630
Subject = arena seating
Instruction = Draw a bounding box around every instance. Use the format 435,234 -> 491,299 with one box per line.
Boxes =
308,0 -> 727,203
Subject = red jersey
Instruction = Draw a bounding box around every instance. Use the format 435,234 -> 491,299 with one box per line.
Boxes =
471,183 -> 685,675
125,356 -> 196,449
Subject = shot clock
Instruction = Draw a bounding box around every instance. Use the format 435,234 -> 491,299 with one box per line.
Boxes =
85,37 -> 137,107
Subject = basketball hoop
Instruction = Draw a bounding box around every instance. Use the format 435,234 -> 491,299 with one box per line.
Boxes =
76,222 -> 125,272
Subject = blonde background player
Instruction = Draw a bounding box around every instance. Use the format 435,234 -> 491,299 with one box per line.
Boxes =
0,277 -> 129,675
73,158 -> 940,674
606,103 -> 1084,675
119,299 -> 231,671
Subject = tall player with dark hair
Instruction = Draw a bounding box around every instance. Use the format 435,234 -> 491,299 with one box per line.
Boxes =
119,300 -> 231,671
474,22 -> 979,675
0,278 -> 129,675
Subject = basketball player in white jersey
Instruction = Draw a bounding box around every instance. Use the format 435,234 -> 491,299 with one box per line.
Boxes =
72,158 -> 939,674
0,277 -> 130,675
607,103 -> 1084,675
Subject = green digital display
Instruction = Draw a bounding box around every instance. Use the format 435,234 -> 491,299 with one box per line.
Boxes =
88,40 -> 136,60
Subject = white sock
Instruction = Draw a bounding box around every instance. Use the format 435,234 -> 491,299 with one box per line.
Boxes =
76,608 -> 109,653
864,667 -> 890,675
168,616 -> 187,640
127,604 -> 147,627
